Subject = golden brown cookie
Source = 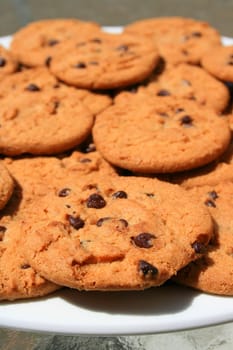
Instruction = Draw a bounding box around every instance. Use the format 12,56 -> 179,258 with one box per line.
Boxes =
49,32 -> 160,89
0,84 -> 94,155
10,19 -> 101,67
202,45 -> 233,82
125,17 -> 221,66
174,182 -> 233,295
0,45 -> 18,80
93,95 -> 231,173
21,176 -> 213,291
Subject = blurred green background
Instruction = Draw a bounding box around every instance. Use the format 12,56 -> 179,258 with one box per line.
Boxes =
0,0 -> 233,37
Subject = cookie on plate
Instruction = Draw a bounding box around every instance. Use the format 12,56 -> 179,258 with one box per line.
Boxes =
49,32 -> 160,89
0,45 -> 18,80
125,17 -> 221,66
174,182 -> 233,295
93,95 -> 231,173
0,162 -> 14,210
202,45 -> 233,82
10,19 -> 101,67
0,84 -> 94,155
21,176 -> 213,291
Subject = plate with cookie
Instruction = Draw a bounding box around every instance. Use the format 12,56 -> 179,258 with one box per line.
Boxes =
0,17 -> 233,335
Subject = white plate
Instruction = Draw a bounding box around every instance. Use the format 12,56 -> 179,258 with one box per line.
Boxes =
0,29 -> 233,336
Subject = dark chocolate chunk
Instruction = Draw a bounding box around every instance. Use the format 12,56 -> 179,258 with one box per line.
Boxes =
112,191 -> 128,199
204,199 -> 216,208
45,56 -> 52,67
180,115 -> 193,126
67,215 -> 85,230
145,193 -> 155,197
191,241 -> 206,254
25,83 -> 40,92
131,233 -> 155,248
21,264 -> 31,269
208,190 -> 218,200
58,188 -> 71,197
138,260 -> 158,279
47,39 -> 60,46
96,217 -> 111,227
157,89 -> 171,96
86,193 -> 106,209
192,32 -> 202,37
0,225 -> 6,241
75,62 -> 87,69
0,57 -> 6,67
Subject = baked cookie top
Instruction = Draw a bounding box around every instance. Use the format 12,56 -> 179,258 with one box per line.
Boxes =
202,45 -> 233,82
21,176 -> 213,291
175,182 -> 233,295
0,162 -> 14,210
10,19 -> 101,67
93,95 -> 231,173
0,84 -> 94,156
0,45 -> 18,80
0,191 -> 60,301
125,17 -> 221,66
49,32 -> 160,89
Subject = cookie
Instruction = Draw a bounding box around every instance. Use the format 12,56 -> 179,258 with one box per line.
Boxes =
0,45 -> 18,80
21,176 -> 213,290
125,17 -> 221,66
174,182 -> 233,295
93,95 -> 231,173
134,63 -> 229,113
49,32 -> 160,89
202,45 -> 233,82
0,84 -> 94,155
10,19 -> 101,67
168,140 -> 233,189
0,162 -> 14,210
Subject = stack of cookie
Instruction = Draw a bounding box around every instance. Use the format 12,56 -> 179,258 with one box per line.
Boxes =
0,17 -> 233,301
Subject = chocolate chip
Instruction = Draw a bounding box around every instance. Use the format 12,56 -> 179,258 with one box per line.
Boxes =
191,241 -> 206,254
21,264 -> 30,269
192,32 -> 202,37
157,89 -> 171,96
180,115 -> 193,126
145,193 -> 154,197
175,108 -> 185,113
159,112 -> 169,118
47,39 -> 60,46
116,45 -> 129,52
208,190 -> 218,200
131,233 -> 155,248
67,215 -> 85,230
138,260 -> 158,279
58,188 -> 71,197
112,191 -> 128,199
45,56 -> 52,67
79,158 -> 92,163
204,199 -> 216,208
96,217 -> 111,227
90,38 -> 102,44
0,57 -> 6,67
75,62 -> 86,69
86,193 -> 106,209
25,83 -> 40,92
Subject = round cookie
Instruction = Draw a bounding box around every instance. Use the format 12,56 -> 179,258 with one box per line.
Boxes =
125,17 -> 221,66
0,67 -> 112,115
21,176 -> 213,291
0,162 -> 14,210
49,32 -> 160,89
115,63 -> 230,114
201,45 -> 233,82
0,84 -> 94,156
93,95 -> 231,173
0,45 -> 18,80
10,19 -> 101,67
174,182 -> 233,295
